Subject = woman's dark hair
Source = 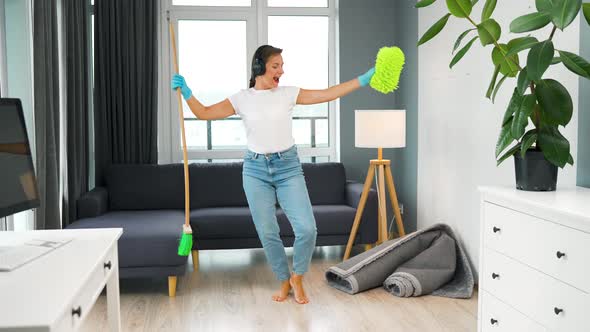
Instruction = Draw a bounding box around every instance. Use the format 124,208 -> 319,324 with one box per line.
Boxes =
249,45 -> 282,88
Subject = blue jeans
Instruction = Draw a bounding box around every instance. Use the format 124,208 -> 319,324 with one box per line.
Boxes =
242,145 -> 317,281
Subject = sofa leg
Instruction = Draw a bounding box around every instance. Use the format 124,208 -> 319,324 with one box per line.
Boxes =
364,244 -> 374,251
168,276 -> 177,297
191,250 -> 199,271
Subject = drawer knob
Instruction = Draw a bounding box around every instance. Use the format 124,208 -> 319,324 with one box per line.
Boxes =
493,226 -> 501,233
556,251 -> 566,259
104,261 -> 112,270
490,318 -> 498,325
554,307 -> 563,315
72,306 -> 82,317
491,273 -> 500,279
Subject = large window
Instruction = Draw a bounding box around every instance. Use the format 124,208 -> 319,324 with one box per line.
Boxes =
161,0 -> 338,163
178,20 -> 248,151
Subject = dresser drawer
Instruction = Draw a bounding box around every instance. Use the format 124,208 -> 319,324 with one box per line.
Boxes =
67,244 -> 116,329
481,248 -> 590,332
483,202 -> 590,292
480,290 -> 546,332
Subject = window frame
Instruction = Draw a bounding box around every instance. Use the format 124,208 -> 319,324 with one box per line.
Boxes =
0,0 -> 7,98
158,0 -> 339,163
1,0 -> 35,231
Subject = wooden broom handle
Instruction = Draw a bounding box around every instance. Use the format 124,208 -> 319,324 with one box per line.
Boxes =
169,22 -> 191,227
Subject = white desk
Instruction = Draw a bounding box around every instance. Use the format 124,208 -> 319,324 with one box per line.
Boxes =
0,228 -> 123,331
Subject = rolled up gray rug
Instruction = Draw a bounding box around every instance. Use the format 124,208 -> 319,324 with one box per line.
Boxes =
325,223 -> 473,299
383,232 -> 456,297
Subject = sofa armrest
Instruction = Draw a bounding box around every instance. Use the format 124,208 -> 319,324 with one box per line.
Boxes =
345,181 -> 378,244
77,187 -> 109,219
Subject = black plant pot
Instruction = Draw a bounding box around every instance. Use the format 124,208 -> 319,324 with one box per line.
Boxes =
514,149 -> 558,191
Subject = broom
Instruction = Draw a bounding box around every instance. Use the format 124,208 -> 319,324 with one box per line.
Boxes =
169,21 -> 193,257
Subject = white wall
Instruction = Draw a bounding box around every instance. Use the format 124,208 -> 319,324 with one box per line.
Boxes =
417,1 -> 580,276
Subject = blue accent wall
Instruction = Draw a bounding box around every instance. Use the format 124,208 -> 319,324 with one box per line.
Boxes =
339,0 -> 418,232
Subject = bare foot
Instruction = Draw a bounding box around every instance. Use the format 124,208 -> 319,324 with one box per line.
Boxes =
289,274 -> 309,304
272,280 -> 291,302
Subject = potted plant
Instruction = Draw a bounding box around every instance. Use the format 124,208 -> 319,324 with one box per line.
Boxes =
416,0 -> 590,191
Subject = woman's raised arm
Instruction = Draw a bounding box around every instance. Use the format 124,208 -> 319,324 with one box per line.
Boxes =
171,74 -> 236,120
296,68 -> 374,105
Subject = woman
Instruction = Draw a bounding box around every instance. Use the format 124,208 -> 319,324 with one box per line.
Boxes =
171,45 -> 374,304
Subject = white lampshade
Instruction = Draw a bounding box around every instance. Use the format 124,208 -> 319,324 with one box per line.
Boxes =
355,110 -> 406,148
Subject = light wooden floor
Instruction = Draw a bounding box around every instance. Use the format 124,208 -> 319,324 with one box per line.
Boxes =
81,245 -> 478,332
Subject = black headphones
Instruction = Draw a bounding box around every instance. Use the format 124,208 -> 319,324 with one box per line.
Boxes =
251,47 -> 266,77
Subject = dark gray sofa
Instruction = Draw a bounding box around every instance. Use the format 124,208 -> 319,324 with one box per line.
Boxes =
68,162 -> 378,296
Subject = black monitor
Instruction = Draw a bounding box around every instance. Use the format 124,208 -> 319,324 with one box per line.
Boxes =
0,98 -> 39,218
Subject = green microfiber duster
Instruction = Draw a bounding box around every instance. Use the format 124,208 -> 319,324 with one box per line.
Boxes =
370,46 -> 405,94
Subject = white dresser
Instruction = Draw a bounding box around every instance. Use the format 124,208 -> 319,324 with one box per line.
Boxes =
478,186 -> 590,332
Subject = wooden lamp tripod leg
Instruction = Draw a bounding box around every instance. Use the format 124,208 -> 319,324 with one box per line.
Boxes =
385,166 -> 405,236
377,165 -> 388,243
343,163 -> 376,261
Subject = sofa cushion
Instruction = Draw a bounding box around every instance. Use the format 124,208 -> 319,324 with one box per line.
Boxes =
67,210 -> 187,268
106,164 -> 184,210
282,205 -> 356,236
190,207 -> 253,238
190,162 -> 248,208
301,162 -> 347,205
191,205 -> 356,239
103,161 -> 346,210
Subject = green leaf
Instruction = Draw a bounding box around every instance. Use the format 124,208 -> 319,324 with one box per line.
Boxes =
450,37 -> 479,68
511,94 -> 537,139
527,40 -> 554,81
418,13 -> 452,46
491,74 -> 508,103
453,28 -> 477,53
551,0 -> 582,30
492,44 -> 520,77
478,19 -> 502,46
538,126 -> 570,167
486,65 -> 501,99
472,0 -> 480,5
535,79 -> 573,126
568,153 -> 574,165
510,12 -> 552,33
416,0 -> 437,8
558,50 -> 590,79
505,36 -> 540,57
584,3 -> 590,25
536,0 -> 555,12
520,130 -> 538,157
496,117 -> 517,158
482,0 -> 497,20
517,68 -> 531,95
497,143 -> 522,166
501,89 -> 521,126
446,0 -> 473,17
552,56 -> 562,64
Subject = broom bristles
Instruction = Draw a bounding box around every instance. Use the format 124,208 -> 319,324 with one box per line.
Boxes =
178,232 -> 193,256
370,46 -> 405,94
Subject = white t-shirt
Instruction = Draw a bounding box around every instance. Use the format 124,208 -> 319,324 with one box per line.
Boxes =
228,86 -> 300,154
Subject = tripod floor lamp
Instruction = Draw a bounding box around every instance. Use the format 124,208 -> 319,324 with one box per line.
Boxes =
343,110 -> 407,260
